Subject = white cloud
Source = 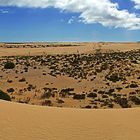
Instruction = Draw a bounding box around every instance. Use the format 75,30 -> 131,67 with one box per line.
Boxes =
68,18 -> 74,24
0,0 -> 140,30
68,16 -> 76,24
131,0 -> 140,9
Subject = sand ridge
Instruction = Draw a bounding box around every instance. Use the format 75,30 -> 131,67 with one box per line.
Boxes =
0,100 -> 140,140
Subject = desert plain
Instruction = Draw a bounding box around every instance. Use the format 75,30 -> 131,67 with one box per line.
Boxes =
0,42 -> 140,108
0,42 -> 140,140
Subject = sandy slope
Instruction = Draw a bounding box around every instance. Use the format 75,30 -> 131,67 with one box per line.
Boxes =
0,100 -> 140,140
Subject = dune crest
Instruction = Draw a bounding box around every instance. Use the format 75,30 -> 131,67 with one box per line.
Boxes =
0,100 -> 140,140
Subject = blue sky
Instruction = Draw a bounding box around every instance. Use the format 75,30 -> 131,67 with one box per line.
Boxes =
0,0 -> 140,42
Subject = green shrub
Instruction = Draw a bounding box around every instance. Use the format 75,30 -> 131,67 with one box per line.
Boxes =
0,90 -> 11,101
4,62 -> 15,69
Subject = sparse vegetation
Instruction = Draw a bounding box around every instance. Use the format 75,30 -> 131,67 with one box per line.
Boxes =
0,44 -> 140,109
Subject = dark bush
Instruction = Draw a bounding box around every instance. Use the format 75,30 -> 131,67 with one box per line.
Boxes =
57,99 -> 64,104
129,83 -> 138,88
7,88 -> 15,93
107,89 -> 115,95
73,94 -> 85,100
102,94 -> 108,98
115,97 -> 129,108
85,105 -> 92,109
4,62 -> 15,69
131,60 -> 138,64
109,89 -> 115,93
137,76 -> 140,80
61,88 -> 74,93
7,79 -> 13,83
87,92 -> 97,98
106,73 -> 122,83
19,78 -> 26,82
59,88 -> 74,98
41,88 -> 52,99
42,100 -> 52,106
98,90 -> 105,94
116,87 -> 123,91
0,90 -> 11,101
108,104 -> 114,108
129,96 -> 140,105
27,84 -> 36,91
24,67 -> 28,72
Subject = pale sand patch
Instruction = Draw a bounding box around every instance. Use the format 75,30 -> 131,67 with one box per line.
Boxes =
0,100 -> 140,140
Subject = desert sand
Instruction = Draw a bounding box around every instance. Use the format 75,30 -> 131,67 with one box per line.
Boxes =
0,100 -> 140,140
0,42 -> 139,56
1,42 -> 140,140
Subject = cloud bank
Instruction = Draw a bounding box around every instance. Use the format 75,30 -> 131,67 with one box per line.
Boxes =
0,0 -> 140,30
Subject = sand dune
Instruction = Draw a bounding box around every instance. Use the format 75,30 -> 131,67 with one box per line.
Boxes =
0,100 -> 140,140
